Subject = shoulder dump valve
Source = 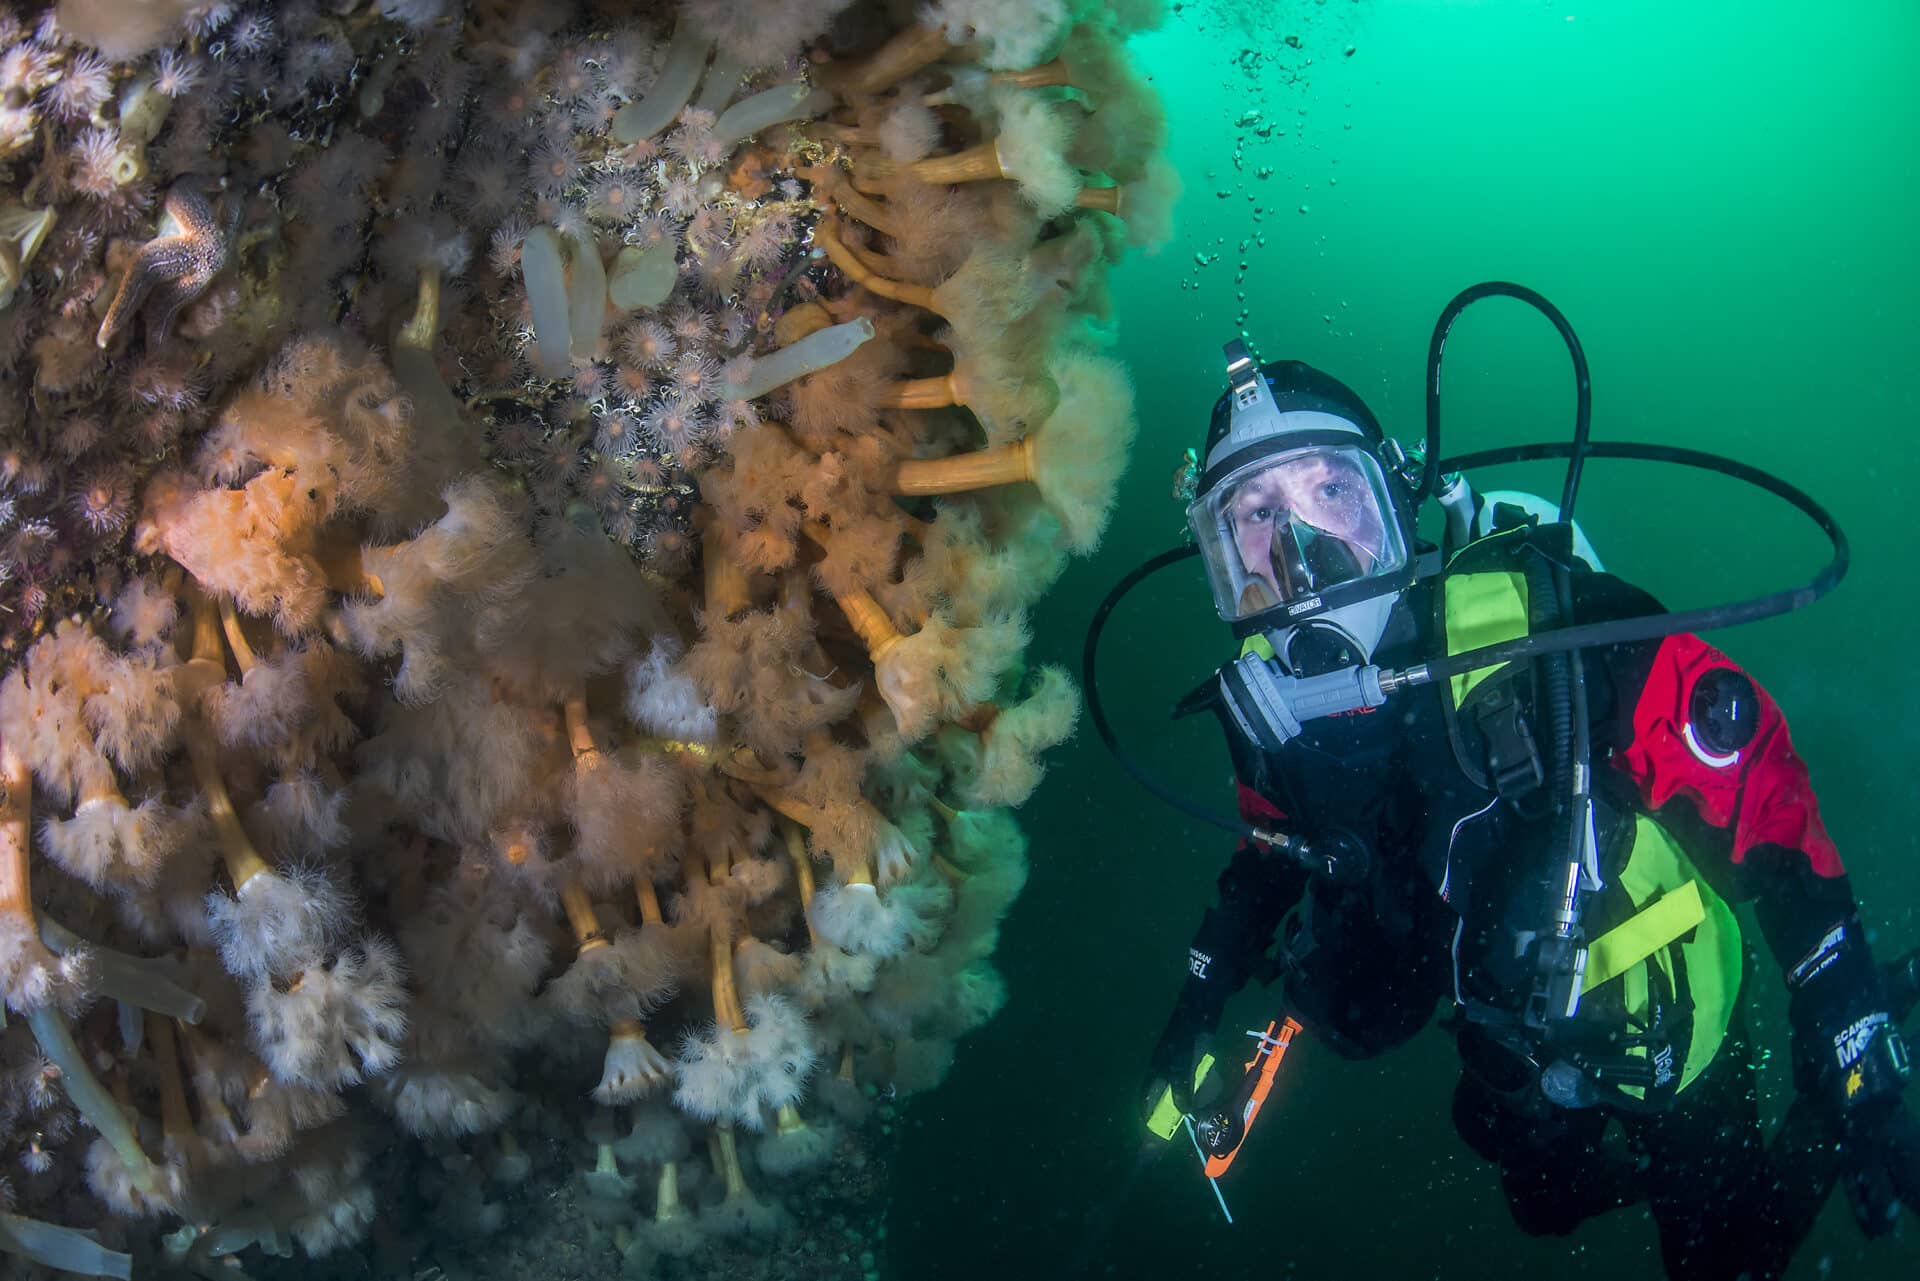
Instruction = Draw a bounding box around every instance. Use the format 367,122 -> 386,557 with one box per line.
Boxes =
1689,667 -> 1760,757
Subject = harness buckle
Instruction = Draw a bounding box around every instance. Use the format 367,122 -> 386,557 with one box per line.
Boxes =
1476,686 -> 1545,798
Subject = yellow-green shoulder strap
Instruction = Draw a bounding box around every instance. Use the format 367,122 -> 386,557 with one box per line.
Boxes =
1604,815 -> 1745,1095
1581,880 -> 1706,994
1444,570 -> 1529,705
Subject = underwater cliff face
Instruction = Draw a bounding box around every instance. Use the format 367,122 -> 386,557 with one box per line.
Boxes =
0,1 -> 1171,1277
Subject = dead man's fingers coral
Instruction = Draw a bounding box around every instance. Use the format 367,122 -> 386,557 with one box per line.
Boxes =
721,315 -> 876,401
711,81 -> 834,152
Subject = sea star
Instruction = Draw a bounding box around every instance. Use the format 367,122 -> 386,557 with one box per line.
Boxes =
95,178 -> 236,349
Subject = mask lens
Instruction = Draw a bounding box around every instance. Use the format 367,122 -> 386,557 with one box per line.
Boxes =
1190,445 -> 1407,623
1272,453 -> 1387,567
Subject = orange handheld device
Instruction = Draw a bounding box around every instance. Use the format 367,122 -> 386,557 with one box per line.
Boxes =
1194,1017 -> 1302,1177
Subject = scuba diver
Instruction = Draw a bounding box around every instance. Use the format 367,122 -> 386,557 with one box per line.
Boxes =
1129,326 -> 1920,1280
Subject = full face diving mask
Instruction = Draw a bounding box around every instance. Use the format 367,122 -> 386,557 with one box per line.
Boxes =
1190,444 -> 1407,620
1186,344 -> 1414,651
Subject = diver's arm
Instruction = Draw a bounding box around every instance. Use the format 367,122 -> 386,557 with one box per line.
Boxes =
1597,618 -> 1868,977
1577,570 -> 1884,1034
1599,623 -> 1850,927
1144,780 -> 1308,1109
1744,838 -> 1920,1230
1569,567 -> 1848,895
1185,815 -> 1312,1022
1597,617 -> 1916,1216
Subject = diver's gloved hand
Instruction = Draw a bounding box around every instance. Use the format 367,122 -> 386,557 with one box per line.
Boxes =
1785,915 -> 1920,1235
1140,909 -> 1249,1132
1885,944 -> 1920,1023
1141,970 -> 1230,1132
1141,1023 -> 1212,1125
1829,1046 -> 1920,1236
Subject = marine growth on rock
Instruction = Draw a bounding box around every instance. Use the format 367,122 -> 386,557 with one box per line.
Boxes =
0,1 -> 1173,1275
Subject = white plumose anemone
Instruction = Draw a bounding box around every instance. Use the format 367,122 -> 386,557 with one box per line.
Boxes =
672,993 -> 819,1129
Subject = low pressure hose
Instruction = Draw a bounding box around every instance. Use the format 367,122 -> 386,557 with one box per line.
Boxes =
1083,544 -> 1249,838
1423,282 -> 1592,522
1524,533 -> 1595,982
1081,544 -> 1347,877
1523,545 -> 1574,806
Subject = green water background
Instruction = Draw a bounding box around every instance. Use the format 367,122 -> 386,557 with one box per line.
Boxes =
891,1 -> 1920,1277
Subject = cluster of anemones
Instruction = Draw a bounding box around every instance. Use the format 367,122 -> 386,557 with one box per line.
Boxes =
0,1 -> 1171,1276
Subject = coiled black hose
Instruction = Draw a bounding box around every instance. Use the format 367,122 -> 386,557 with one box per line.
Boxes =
1422,281 -> 1592,520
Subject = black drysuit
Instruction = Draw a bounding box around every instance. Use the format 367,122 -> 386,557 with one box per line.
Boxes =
1152,531 -> 1885,1280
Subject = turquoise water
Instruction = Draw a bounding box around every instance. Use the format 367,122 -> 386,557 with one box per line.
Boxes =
893,3 -> 1920,1277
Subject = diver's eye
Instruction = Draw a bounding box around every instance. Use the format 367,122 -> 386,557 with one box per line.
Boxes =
1321,482 -> 1346,500
1251,506 -> 1276,523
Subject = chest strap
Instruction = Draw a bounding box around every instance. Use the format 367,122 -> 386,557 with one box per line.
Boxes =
1580,880 -> 1707,995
